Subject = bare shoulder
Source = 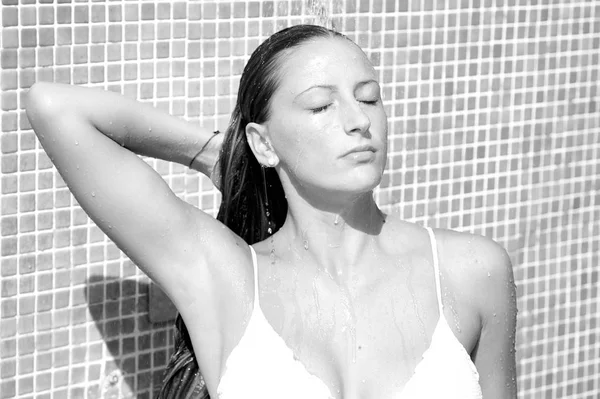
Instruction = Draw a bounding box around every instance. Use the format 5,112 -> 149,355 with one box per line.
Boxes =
381,216 -> 511,270
380,215 -> 514,287
433,228 -> 516,318
379,214 -> 431,256
433,228 -> 512,275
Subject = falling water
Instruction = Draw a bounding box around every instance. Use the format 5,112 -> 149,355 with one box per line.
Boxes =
312,274 -> 321,321
306,0 -> 341,30
303,0 -> 356,371
338,284 -> 357,364
348,295 -> 357,364
406,266 -> 427,338
448,299 -> 462,334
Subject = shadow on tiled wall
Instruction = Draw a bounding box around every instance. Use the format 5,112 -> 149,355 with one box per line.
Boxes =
85,275 -> 175,398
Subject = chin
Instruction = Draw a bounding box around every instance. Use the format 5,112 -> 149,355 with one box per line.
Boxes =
341,169 -> 383,193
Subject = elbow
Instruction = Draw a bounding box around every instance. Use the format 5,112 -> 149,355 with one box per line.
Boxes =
25,83 -> 72,141
26,82 -> 78,147
26,82 -> 61,120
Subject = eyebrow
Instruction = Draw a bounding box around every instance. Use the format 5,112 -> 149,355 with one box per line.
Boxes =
295,79 -> 380,100
295,84 -> 336,100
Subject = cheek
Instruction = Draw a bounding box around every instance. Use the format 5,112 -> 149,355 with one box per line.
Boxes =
372,107 -> 388,131
370,109 -> 389,148
274,117 -> 332,160
285,126 -> 332,174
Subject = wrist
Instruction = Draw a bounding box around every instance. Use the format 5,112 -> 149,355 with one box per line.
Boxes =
189,131 -> 223,177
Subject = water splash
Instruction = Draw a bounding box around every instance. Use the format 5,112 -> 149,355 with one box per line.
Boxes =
324,266 -> 357,364
406,266 -> 427,337
290,265 -> 305,359
449,301 -> 462,334
312,275 -> 321,322
306,0 -> 339,30
390,295 -> 408,357
301,229 -> 310,251
342,287 -> 357,364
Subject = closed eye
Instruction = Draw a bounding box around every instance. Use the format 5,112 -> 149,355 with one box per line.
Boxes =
360,99 -> 379,105
310,104 -> 332,114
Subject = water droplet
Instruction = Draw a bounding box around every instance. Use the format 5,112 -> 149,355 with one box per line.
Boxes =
74,141 -> 79,145
91,192 -> 96,197
270,239 -> 276,265
407,269 -> 427,337
148,127 -> 152,132
334,214 -> 339,225
312,278 -> 320,316
449,303 -> 462,333
303,240 -> 309,250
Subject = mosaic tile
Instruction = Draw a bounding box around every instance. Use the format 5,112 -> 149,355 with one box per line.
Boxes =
0,1 -> 598,398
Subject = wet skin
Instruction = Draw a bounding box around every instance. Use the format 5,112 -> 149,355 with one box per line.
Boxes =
198,37 -> 515,397
25,34 -> 517,399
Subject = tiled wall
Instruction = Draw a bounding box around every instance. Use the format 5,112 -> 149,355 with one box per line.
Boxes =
1,1 -> 599,398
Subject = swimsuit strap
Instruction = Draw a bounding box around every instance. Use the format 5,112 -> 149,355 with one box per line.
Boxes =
249,246 -> 259,308
425,227 -> 444,313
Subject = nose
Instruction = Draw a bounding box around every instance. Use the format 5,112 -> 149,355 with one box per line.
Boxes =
342,100 -> 371,136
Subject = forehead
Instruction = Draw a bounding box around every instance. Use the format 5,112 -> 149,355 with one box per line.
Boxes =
277,37 -> 376,92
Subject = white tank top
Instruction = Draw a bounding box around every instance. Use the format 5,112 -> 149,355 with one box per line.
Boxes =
217,227 -> 482,398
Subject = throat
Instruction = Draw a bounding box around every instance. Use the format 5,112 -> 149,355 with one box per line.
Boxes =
277,205 -> 386,279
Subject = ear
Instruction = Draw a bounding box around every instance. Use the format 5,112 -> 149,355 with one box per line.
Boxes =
246,122 -> 279,167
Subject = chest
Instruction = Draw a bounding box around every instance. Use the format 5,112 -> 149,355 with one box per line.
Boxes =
253,259 -> 481,398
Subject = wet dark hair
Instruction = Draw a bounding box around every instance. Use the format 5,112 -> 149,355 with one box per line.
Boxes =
217,24 -> 345,244
157,24 -> 346,398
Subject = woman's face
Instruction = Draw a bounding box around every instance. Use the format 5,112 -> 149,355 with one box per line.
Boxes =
265,37 -> 388,199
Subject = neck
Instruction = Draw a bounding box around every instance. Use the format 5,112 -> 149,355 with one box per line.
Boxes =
276,191 -> 386,282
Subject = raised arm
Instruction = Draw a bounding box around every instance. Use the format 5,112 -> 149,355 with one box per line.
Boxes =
25,82 -> 243,303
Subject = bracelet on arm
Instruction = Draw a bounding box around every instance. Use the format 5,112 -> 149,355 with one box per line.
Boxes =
189,130 -> 221,169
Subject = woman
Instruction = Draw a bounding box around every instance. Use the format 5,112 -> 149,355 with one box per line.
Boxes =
26,25 -> 517,398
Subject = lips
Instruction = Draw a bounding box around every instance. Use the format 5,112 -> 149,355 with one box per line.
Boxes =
342,144 -> 377,157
